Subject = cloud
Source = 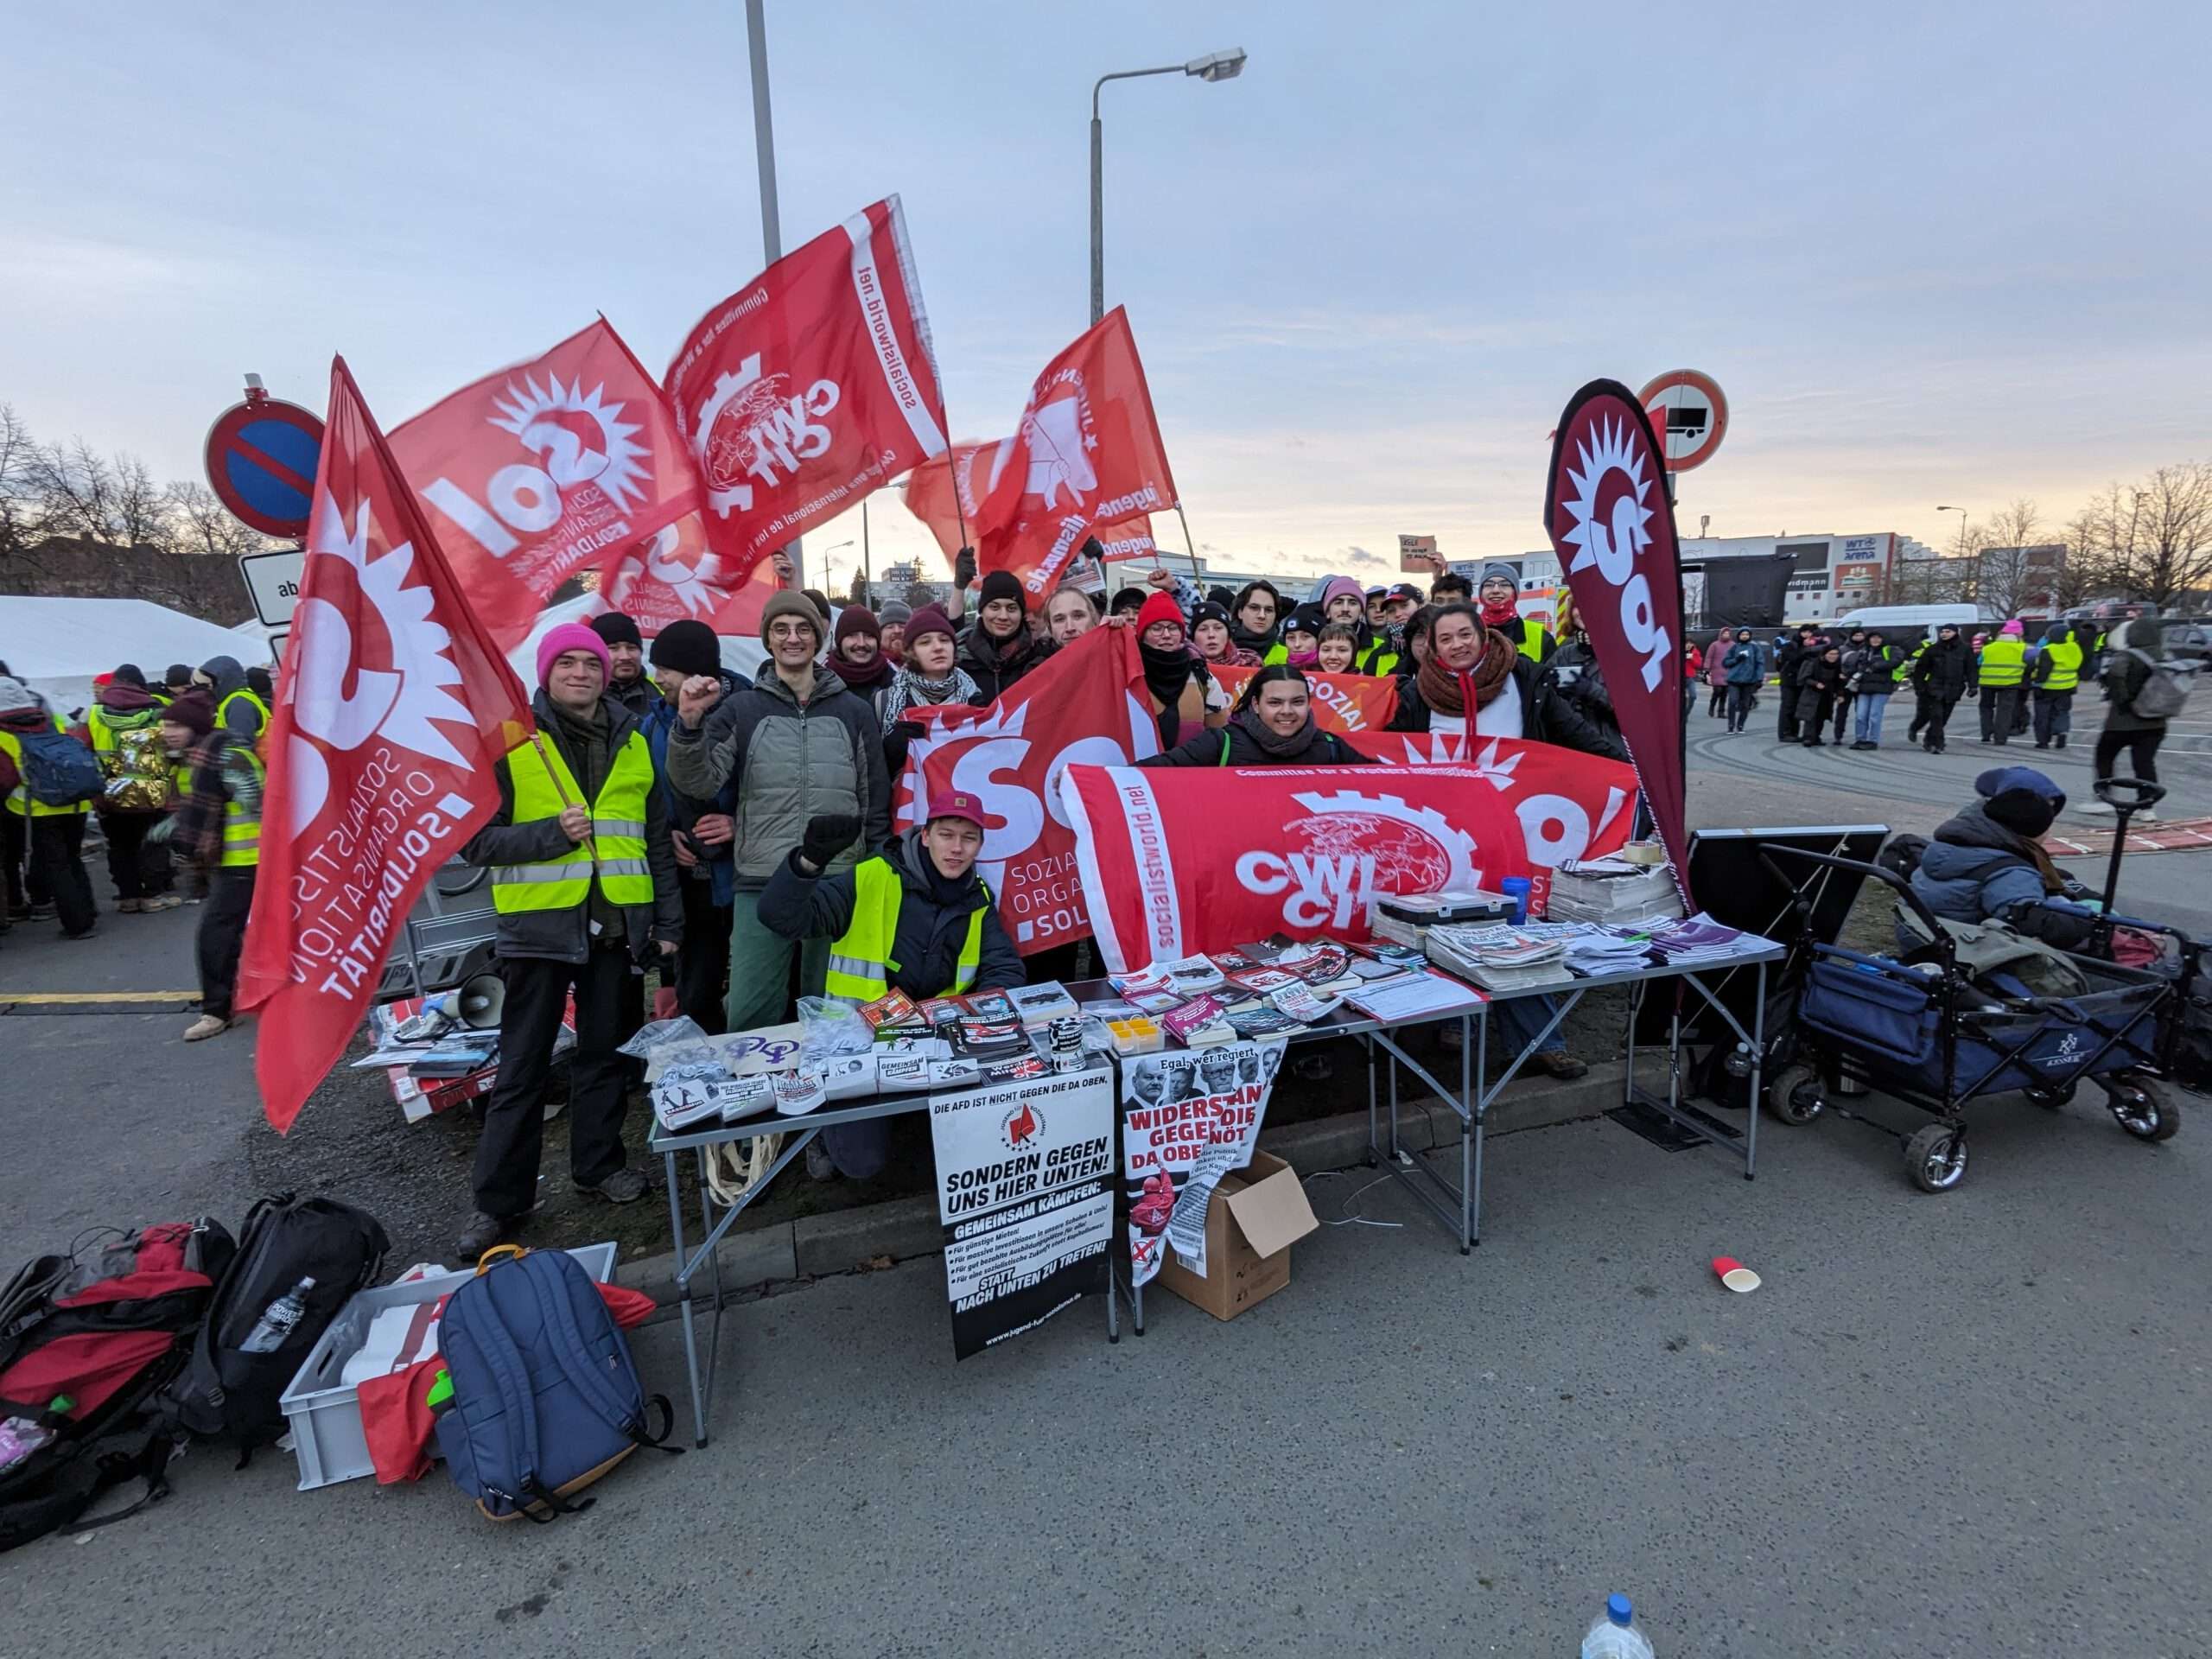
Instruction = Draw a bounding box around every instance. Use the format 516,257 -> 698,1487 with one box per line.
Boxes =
1342,545 -> 1389,569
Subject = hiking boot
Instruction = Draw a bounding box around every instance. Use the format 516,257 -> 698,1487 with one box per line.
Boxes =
804,1140 -> 838,1182
182,1014 -> 231,1041
117,897 -> 142,914
454,1211 -> 516,1262
143,893 -> 182,912
582,1166 -> 649,1204
1535,1051 -> 1590,1081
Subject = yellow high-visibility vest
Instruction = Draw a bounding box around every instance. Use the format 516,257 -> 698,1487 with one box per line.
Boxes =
1979,637 -> 2027,687
220,748 -> 265,867
490,731 -> 655,912
216,688 -> 270,734
2041,639 -> 2083,693
0,715 -> 92,818
824,856 -> 985,1004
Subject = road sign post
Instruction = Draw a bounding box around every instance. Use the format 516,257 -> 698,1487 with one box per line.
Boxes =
238,548 -> 305,627
204,378 -> 325,538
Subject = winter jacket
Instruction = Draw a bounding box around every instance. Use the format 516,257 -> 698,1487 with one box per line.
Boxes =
640,671 -> 749,906
460,689 -> 683,964
1530,638 -> 1631,764
2101,626 -> 2168,734
1795,656 -> 1844,697
1908,804 -> 2095,950
195,655 -> 265,740
1721,641 -> 1766,685
85,683 -> 169,811
1842,643 -> 1904,698
606,673 -> 655,719
1704,647 -> 1732,689
1385,655 -> 1541,735
1139,712 -> 1378,768
1910,636 -> 1976,700
957,622 -> 1058,704
758,829 -> 1025,997
665,663 -> 891,891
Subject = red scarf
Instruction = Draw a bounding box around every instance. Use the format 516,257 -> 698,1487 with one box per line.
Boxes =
1478,598 -> 1520,629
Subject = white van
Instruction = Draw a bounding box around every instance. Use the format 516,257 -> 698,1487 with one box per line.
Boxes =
1833,603 -> 1981,644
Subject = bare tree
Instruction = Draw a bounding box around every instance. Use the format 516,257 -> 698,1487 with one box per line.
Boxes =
164,480 -> 275,558
2072,463 -> 2212,608
0,404 -> 43,556
1969,498 -> 2059,617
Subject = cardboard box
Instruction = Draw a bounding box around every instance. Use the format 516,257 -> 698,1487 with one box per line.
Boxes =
1156,1150 -> 1320,1321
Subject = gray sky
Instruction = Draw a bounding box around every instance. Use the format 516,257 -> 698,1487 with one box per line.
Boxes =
4,2 -> 2207,588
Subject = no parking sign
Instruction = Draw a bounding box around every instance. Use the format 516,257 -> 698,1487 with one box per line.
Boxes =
203,378 -> 325,537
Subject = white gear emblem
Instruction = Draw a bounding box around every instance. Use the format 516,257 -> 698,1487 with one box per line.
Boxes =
690,353 -> 770,518
1283,790 -> 1482,893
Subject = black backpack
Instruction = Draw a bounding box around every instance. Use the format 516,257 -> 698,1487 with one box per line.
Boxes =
0,1218 -> 235,1552
159,1195 -> 389,1462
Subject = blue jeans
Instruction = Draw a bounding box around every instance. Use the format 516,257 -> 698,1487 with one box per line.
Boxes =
1491,992 -> 1567,1059
1854,695 -> 1889,743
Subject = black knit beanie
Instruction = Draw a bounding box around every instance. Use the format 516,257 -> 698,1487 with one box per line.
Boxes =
590,611 -> 643,649
649,619 -> 721,678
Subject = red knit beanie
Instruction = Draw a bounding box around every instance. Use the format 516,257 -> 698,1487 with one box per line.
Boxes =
1135,592 -> 1185,638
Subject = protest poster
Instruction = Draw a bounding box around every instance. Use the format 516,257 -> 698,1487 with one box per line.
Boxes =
1211,664 -> 1399,734
930,1069 -> 1116,1360
1121,1040 -> 1284,1287
898,626 -> 1159,955
389,319 -> 701,651
666,195 -> 948,588
238,358 -> 533,1133
1060,747 -> 1637,973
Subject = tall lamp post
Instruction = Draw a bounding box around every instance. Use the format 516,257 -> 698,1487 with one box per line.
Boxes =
1937,504 -> 1969,606
1091,48 -> 1247,326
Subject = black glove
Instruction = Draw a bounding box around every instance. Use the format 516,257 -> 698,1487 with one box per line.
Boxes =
799,813 -> 862,870
953,546 -> 976,589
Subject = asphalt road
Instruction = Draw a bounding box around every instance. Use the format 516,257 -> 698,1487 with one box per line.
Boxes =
6,1096 -> 2208,1656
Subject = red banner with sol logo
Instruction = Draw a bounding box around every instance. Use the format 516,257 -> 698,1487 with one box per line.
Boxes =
1545,379 -> 1690,899
1058,745 -> 1638,974
389,319 -> 700,651
238,358 -> 535,1133
666,196 -> 949,588
898,627 -> 1159,954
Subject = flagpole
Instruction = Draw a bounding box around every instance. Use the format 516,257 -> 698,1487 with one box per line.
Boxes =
1173,503 -> 1205,587
746,0 -> 798,587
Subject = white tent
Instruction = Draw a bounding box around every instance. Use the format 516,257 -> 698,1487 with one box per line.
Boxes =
226,620 -> 280,666
0,597 -> 258,717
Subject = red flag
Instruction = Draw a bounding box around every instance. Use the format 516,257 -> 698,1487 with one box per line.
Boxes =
898,628 -> 1159,955
582,512 -> 780,639
901,439 -> 1005,563
1543,381 -> 1690,899
238,358 -> 535,1134
666,196 -> 948,587
1062,744 -> 1638,974
1091,515 -> 1161,563
975,308 -> 1178,598
388,320 -> 700,651
1210,664 -> 1399,734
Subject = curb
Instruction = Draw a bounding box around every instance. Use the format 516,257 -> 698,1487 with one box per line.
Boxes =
614,1060 -> 1627,1319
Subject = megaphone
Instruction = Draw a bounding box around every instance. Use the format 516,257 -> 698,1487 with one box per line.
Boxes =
393,973 -> 506,1042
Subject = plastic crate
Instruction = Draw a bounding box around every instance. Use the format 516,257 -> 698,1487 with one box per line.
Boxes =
276,1242 -> 619,1491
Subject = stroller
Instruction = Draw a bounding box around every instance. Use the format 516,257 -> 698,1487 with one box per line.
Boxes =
1758,778 -> 2196,1192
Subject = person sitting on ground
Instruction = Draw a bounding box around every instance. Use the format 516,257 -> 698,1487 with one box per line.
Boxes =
1907,766 -> 2099,951
1278,604 -> 1325,671
1044,584 -> 1103,646
1316,623 -> 1360,674
588,612 -> 654,716
1192,601 -> 1260,669
760,795 -> 1023,1181
1140,664 -> 1380,768
1134,592 -> 1228,748
829,606 -> 896,700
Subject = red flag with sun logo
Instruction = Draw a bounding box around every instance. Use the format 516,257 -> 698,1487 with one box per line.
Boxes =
389,319 -> 702,651
665,195 -> 950,588
1543,379 -> 1689,900
238,358 -> 534,1134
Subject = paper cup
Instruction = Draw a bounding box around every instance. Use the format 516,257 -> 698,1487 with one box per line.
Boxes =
1712,1255 -> 1761,1294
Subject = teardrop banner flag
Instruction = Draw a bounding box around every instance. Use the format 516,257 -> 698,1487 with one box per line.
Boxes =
1543,379 -> 1691,901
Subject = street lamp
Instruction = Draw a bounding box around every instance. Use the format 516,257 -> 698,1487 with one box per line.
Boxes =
821,539 -> 855,597
1936,505 -> 1969,559
1091,48 -> 1248,325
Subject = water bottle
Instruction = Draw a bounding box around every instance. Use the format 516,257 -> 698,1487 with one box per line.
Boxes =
238,1276 -> 317,1354
0,1395 -> 73,1471
1581,1593 -> 1653,1659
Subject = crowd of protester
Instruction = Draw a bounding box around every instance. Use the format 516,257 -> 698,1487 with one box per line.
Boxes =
9,548 -> 2174,1259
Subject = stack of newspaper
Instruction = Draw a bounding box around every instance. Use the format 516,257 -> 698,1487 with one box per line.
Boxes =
1546,857 -> 1683,925
1424,923 -> 1574,993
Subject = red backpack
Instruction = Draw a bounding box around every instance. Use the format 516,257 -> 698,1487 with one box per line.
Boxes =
0,1219 -> 234,1552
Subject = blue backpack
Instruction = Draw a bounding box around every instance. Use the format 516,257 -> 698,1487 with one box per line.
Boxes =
434,1249 -> 677,1522
18,725 -> 102,807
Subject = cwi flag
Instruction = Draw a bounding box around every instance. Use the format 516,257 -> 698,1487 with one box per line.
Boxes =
975,308 -> 1178,597
666,195 -> 949,588
390,319 -> 701,651
580,511 -> 781,639
238,359 -> 534,1134
901,438 -> 1006,563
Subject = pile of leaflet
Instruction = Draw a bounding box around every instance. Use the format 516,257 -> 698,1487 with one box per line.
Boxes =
1423,923 -> 1575,993
1545,857 -> 1683,925
1644,913 -> 1764,966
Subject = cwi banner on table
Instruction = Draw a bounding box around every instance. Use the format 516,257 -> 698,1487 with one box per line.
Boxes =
929,1070 -> 1116,1360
